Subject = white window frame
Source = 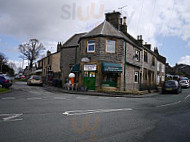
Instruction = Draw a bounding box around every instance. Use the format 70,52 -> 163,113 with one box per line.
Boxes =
135,50 -> 140,61
106,40 -> 116,53
161,76 -> 165,81
134,71 -> 139,83
157,61 -> 160,71
161,64 -> 165,73
87,40 -> 95,53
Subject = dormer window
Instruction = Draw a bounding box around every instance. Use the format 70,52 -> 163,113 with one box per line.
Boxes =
87,40 -> 95,53
106,40 -> 116,53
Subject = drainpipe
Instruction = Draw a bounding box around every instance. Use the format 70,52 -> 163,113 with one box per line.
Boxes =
124,42 -> 127,91
74,46 -> 77,64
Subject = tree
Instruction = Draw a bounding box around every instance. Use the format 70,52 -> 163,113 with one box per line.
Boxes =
18,39 -> 45,69
0,52 -> 7,72
8,62 -> 17,73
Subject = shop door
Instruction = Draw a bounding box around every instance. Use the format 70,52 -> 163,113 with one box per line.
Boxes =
83,71 -> 96,90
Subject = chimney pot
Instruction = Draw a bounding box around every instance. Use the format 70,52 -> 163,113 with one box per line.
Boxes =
123,17 -> 127,24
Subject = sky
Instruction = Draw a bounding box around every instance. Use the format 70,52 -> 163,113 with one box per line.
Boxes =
0,0 -> 190,69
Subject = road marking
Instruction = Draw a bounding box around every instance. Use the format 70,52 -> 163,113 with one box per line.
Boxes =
26,97 -> 42,100
115,97 -> 122,99
0,113 -> 23,122
63,108 -> 133,116
76,97 -> 88,99
54,97 -> 67,100
185,94 -> 190,100
1,97 -> 15,100
98,97 -> 107,99
156,101 -> 181,108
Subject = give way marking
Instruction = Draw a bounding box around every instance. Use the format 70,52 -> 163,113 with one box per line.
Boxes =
0,113 -> 23,122
63,108 -> 133,116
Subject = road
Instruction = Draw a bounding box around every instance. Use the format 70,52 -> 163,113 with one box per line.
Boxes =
0,82 -> 190,142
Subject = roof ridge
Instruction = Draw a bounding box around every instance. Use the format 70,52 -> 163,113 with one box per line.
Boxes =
100,20 -> 106,34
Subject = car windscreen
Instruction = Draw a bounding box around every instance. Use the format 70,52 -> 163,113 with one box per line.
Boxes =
165,81 -> 177,87
181,77 -> 188,80
33,76 -> 41,80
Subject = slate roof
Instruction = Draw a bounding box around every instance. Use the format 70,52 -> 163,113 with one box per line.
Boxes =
62,32 -> 86,48
80,20 -> 141,49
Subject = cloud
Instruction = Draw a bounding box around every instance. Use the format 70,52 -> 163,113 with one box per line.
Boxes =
178,55 -> 190,65
0,0 -> 190,53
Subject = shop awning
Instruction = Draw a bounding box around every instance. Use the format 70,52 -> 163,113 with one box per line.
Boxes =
71,63 -> 80,72
102,62 -> 122,73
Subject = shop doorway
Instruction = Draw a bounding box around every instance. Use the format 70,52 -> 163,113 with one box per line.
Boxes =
83,71 -> 96,90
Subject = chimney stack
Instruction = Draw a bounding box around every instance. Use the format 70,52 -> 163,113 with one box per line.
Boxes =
144,43 -> 151,50
47,50 -> 51,56
105,11 -> 121,30
137,35 -> 143,46
57,42 -> 61,52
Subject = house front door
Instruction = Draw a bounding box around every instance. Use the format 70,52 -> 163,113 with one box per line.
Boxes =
83,71 -> 96,90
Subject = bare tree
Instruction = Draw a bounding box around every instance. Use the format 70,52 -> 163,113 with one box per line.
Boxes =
8,62 -> 17,73
0,52 -> 7,72
18,39 -> 45,69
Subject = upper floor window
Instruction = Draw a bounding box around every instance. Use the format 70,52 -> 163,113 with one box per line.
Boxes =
152,56 -> 155,66
87,40 -> 95,53
106,40 -> 116,53
135,50 -> 140,61
157,61 -> 160,71
144,51 -> 148,62
161,64 -> 165,73
134,71 -> 139,83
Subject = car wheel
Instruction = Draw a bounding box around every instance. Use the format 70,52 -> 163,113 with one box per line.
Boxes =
176,88 -> 180,94
162,90 -> 165,94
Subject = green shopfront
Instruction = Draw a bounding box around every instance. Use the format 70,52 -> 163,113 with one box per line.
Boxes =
101,62 -> 122,90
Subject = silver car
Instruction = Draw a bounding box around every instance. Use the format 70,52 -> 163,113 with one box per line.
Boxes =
179,77 -> 190,88
27,75 -> 43,86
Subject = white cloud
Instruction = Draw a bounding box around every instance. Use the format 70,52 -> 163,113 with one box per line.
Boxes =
0,0 -> 190,53
178,55 -> 190,65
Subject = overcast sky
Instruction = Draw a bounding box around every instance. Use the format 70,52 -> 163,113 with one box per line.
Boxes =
0,0 -> 190,68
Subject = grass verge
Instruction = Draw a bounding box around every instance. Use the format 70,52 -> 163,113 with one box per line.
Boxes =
0,88 -> 10,93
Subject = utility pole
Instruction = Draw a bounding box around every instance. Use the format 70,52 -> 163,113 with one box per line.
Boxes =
124,42 -> 127,91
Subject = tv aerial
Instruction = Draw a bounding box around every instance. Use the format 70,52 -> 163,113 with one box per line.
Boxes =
118,5 -> 127,15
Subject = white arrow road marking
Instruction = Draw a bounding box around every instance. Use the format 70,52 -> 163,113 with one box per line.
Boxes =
76,97 -> 88,99
0,113 -> 23,122
156,101 -> 181,108
54,97 -> 67,100
185,94 -> 190,100
27,97 -> 42,100
1,97 -> 15,100
63,108 -> 133,116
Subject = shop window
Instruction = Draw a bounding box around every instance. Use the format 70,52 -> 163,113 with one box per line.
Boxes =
144,51 -> 148,62
135,50 -> 140,61
134,71 -> 139,83
106,40 -> 116,53
87,40 -> 95,53
102,73 -> 118,87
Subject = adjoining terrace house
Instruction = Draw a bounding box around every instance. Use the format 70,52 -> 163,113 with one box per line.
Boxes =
37,44 -> 61,82
60,11 -> 166,91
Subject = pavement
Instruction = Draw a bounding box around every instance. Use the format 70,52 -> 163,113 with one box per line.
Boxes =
43,84 -> 159,98
0,81 -> 190,142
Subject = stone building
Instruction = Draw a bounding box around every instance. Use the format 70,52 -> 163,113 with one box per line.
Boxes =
59,11 -> 166,91
37,44 -> 61,79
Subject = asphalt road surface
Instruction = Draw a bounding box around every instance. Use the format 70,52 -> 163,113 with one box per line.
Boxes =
0,82 -> 190,142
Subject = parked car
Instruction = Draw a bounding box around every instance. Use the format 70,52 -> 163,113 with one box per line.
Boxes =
179,77 -> 190,88
0,75 -> 12,88
21,75 -> 25,79
162,80 -> 182,94
27,75 -> 43,86
15,75 -> 21,79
